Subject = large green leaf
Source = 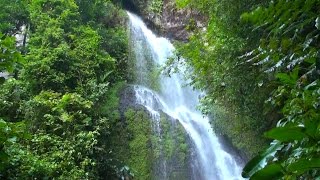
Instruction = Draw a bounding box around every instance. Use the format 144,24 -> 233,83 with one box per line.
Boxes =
251,163 -> 284,180
276,73 -> 294,86
0,119 -> 7,129
287,158 -> 320,175
242,141 -> 284,178
264,126 -> 307,142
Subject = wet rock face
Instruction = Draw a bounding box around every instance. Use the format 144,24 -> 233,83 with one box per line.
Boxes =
119,85 -> 196,179
124,0 -> 207,41
122,0 -> 152,17
160,0 -> 207,41
119,85 -> 146,118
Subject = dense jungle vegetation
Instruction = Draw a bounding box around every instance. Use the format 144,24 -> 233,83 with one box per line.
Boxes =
174,0 -> 320,179
0,0 -> 319,179
0,0 -> 131,179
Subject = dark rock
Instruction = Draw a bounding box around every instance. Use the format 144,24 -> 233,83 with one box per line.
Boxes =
119,85 -> 149,120
123,0 -> 208,41
160,0 -> 207,41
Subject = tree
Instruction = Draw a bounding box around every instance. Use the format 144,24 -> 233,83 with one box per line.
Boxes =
0,0 -> 28,35
1,0 -> 129,178
0,27 -> 26,178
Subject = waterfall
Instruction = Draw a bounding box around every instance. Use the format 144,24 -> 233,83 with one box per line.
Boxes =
127,11 -> 243,180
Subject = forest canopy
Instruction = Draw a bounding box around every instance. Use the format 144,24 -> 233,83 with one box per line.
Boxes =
0,0 -> 319,179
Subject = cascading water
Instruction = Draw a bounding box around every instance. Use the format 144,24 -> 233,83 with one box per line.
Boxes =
127,11 -> 243,180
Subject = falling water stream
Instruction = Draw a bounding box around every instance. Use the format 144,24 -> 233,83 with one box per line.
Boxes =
127,11 -> 243,180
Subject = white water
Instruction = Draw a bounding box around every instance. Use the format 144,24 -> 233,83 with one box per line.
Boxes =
127,11 -> 243,180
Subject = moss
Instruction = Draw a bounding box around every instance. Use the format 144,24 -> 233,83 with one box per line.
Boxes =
109,107 -> 191,179
99,81 -> 126,120
106,107 -> 154,179
125,109 -> 153,179
211,105 -> 268,159
149,65 -> 161,92
127,34 -> 161,91
149,0 -> 164,15
156,112 -> 189,178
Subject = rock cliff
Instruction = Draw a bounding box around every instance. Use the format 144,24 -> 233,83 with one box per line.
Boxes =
122,0 -> 207,41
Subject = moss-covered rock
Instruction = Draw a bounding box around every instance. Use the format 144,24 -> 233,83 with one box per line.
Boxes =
210,105 -> 268,160
125,108 -> 154,179
115,85 -> 195,179
151,111 -> 191,179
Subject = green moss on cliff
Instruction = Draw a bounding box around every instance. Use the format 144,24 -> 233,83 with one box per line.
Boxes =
211,105 -> 268,158
125,109 -> 153,179
157,112 -> 190,179
110,108 -> 191,179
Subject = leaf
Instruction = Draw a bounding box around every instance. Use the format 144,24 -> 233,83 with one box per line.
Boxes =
316,17 -> 319,30
0,119 -> 7,129
287,158 -> 320,175
276,67 -> 300,86
304,118 -> 319,138
264,126 -> 307,142
242,141 -> 284,178
0,77 -> 5,84
60,112 -> 73,122
100,71 -> 113,82
276,73 -> 294,86
251,163 -> 284,180
291,67 -> 299,81
240,12 -> 250,22
304,80 -> 318,90
175,0 -> 191,8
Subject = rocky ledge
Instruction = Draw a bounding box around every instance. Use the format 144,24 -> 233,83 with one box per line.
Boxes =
123,0 -> 207,41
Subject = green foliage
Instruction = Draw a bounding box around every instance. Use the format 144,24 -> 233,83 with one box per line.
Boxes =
240,0 -> 320,179
250,163 -> 283,180
210,105 -> 267,158
264,126 -> 307,142
109,107 -> 190,179
76,0 -> 126,27
0,33 -> 24,77
2,90 -> 105,179
99,27 -> 129,81
0,0 -> 130,179
0,119 -> 27,172
242,141 -> 283,178
159,113 -> 188,164
175,0 -> 191,8
149,0 -> 163,15
149,113 -> 190,179
99,82 -> 125,120
128,32 -> 161,90
170,0 -> 271,158
0,7 -> 27,176
0,79 -> 28,122
173,1 -> 319,179
25,91 -> 93,133
0,0 -> 28,35
125,109 -> 153,179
